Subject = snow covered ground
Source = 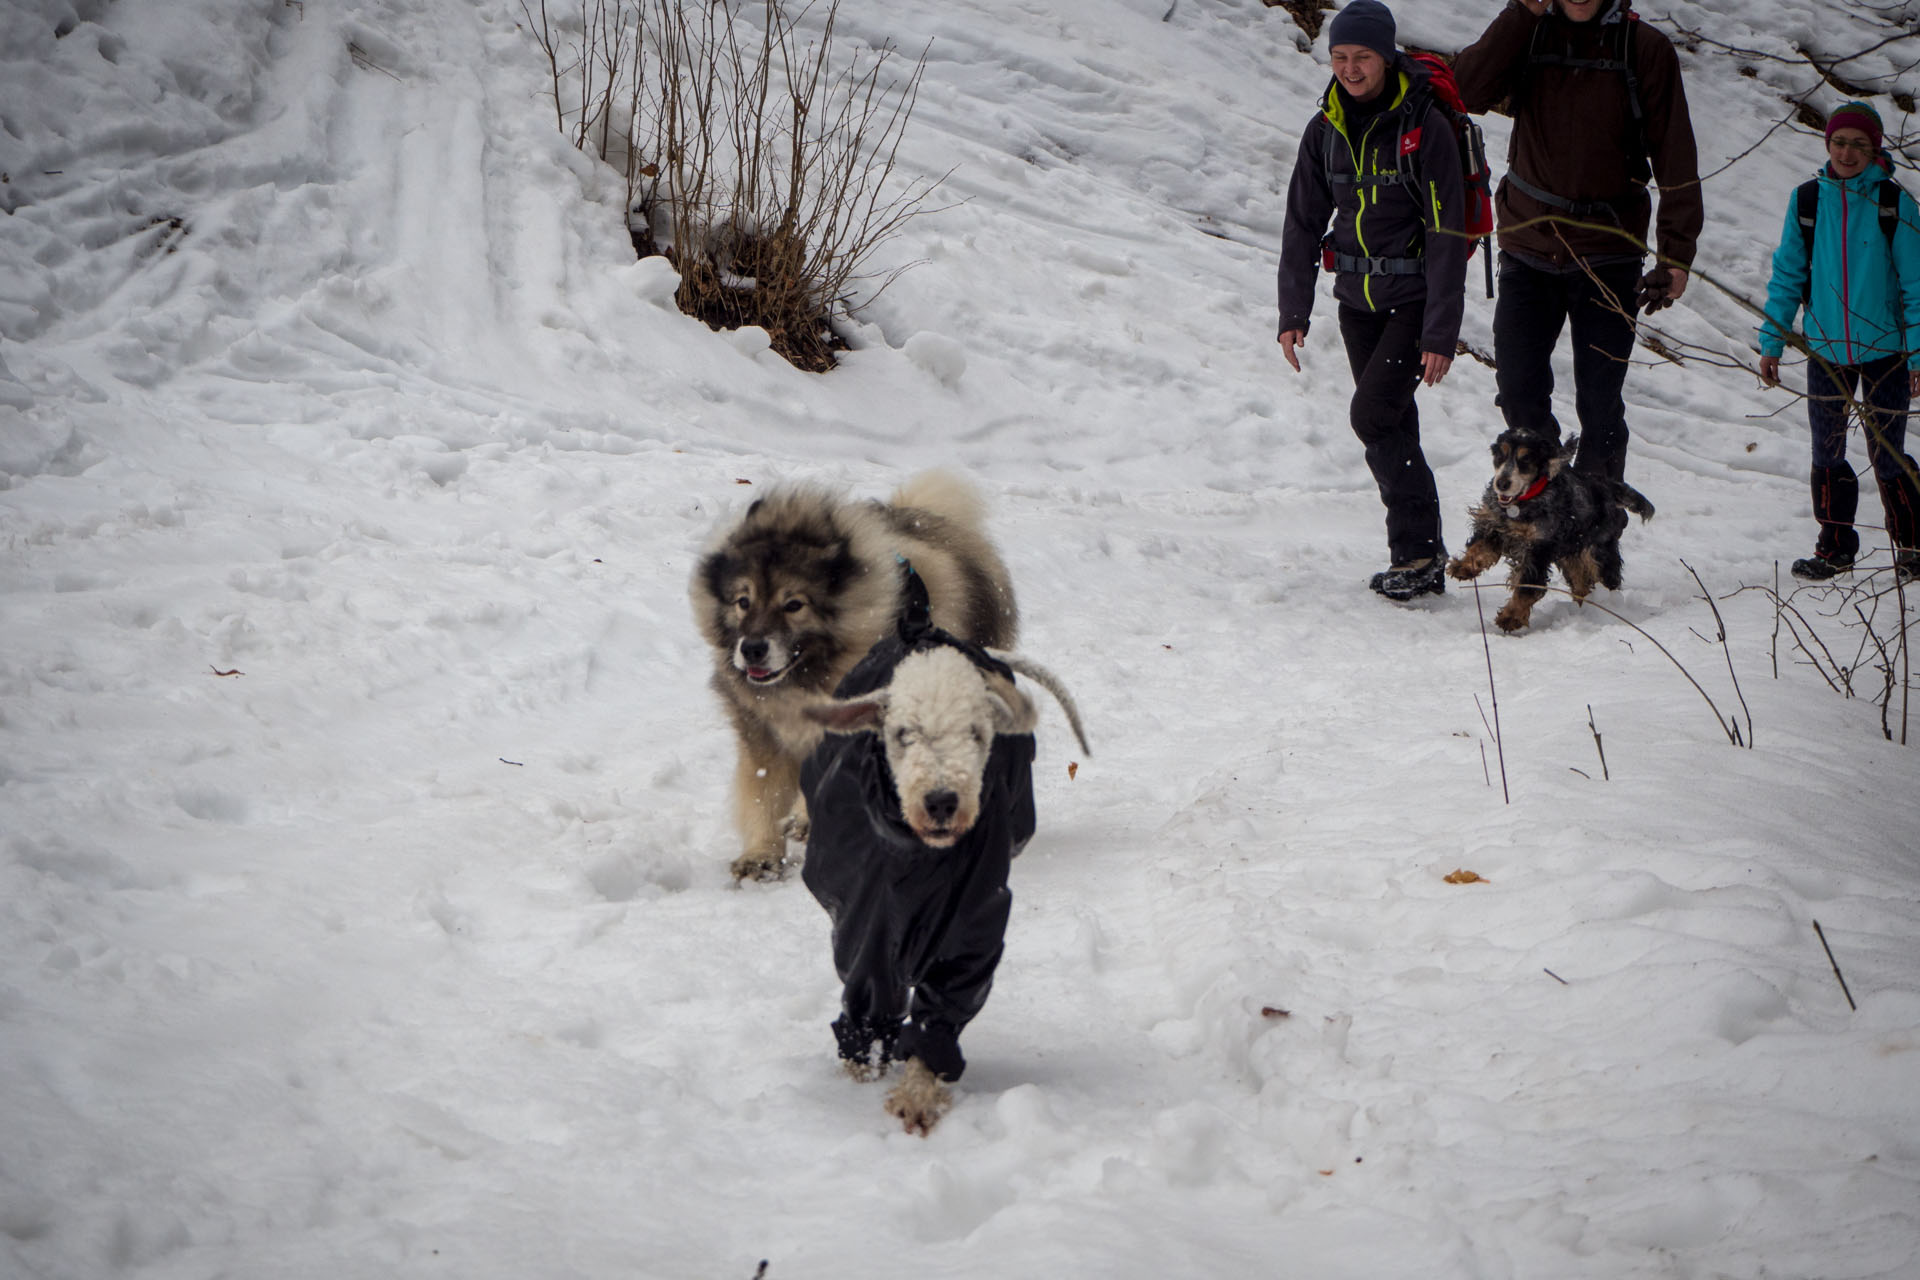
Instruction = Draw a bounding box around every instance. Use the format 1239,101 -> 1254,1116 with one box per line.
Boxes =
3,0 -> 1918,1275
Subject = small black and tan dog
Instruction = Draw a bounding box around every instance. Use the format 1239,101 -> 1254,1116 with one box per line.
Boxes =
1447,430 -> 1655,632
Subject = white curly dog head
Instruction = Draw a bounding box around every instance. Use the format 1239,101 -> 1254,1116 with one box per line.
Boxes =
805,647 -> 1036,847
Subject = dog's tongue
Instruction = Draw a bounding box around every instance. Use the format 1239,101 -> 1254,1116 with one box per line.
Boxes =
748,667 -> 773,681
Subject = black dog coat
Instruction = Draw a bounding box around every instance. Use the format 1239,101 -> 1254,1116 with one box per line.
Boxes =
799,572 -> 1036,1083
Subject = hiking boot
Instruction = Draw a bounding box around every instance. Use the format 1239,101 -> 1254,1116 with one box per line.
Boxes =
1370,553 -> 1447,601
1790,549 -> 1856,582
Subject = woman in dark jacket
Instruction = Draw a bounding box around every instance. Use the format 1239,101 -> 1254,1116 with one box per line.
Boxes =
1277,0 -> 1470,601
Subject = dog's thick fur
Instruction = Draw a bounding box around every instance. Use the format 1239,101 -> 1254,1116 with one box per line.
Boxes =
691,472 -> 1018,880
883,1059 -> 953,1136
1447,430 -> 1655,632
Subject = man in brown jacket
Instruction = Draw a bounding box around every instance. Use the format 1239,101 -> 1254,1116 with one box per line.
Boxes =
1453,0 -> 1702,482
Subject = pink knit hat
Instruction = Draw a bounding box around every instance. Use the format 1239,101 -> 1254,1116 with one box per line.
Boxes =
1825,101 -> 1884,149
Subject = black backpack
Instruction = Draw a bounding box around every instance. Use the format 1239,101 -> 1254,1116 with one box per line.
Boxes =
1519,4 -> 1648,179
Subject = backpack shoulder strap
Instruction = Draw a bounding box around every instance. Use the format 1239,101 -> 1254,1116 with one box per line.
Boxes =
1796,179 -> 1820,305
1796,179 -> 1820,254
1520,10 -> 1646,154
1616,14 -> 1644,131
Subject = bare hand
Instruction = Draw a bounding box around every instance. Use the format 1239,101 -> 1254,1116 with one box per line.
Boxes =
1421,351 -> 1453,386
1758,355 -> 1780,388
1278,329 -> 1306,373
1910,366 -> 1920,397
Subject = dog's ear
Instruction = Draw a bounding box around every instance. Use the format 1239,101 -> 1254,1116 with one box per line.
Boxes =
804,691 -> 889,734
985,676 -> 1037,737
698,550 -> 740,608
816,537 -> 864,596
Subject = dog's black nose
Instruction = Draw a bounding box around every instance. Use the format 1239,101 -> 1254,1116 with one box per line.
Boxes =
922,790 -> 960,825
739,637 -> 768,663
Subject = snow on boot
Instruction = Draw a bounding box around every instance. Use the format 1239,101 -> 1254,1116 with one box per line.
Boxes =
1370,552 -> 1447,601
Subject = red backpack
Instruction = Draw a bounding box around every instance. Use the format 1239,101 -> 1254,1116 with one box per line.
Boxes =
1406,52 -> 1496,251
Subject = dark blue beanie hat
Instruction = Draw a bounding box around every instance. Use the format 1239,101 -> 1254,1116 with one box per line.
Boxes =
1328,0 -> 1397,61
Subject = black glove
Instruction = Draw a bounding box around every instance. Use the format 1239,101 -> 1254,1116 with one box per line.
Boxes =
1635,266 -> 1675,313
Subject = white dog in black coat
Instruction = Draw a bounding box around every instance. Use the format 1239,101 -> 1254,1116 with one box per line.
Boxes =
798,569 -> 1087,1135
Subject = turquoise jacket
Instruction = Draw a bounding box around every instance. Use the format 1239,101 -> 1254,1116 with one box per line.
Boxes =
1760,159 -> 1920,370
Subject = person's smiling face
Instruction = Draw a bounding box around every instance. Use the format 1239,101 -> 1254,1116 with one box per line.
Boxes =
1557,0 -> 1606,21
1330,45 -> 1389,103
1828,128 -> 1875,179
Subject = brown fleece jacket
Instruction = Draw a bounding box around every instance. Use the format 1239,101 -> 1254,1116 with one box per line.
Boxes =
1451,0 -> 1702,271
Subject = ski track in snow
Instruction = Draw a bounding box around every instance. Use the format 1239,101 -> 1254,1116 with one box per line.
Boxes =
3,0 -> 1919,1276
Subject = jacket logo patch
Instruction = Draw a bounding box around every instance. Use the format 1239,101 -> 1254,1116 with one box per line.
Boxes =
1400,126 -> 1422,156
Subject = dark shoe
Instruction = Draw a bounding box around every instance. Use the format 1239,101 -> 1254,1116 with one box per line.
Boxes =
1371,553 -> 1447,601
1791,549 -> 1856,582
1896,549 -> 1920,585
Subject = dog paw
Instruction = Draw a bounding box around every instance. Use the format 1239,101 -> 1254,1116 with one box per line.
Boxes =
781,810 -> 810,845
1494,604 -> 1531,632
729,849 -> 789,882
843,1058 -> 891,1084
1450,545 -> 1499,579
883,1058 -> 953,1136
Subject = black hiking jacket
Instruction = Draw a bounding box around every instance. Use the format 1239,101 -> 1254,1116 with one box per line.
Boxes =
1278,62 -> 1470,357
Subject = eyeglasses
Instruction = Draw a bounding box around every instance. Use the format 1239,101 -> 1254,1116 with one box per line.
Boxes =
1829,137 -> 1876,154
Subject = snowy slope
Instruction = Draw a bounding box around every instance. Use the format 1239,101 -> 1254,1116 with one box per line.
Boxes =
2,0 -> 1918,1276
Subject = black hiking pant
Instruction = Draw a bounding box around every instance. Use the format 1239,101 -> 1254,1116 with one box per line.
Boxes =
1337,302 -> 1443,566
1808,353 -> 1920,556
1492,254 -> 1643,482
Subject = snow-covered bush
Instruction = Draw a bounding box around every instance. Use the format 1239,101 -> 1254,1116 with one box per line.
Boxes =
520,0 -> 942,370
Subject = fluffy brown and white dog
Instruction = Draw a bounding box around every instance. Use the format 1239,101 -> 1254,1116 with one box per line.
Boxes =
1447,430 -> 1655,632
690,472 -> 1018,881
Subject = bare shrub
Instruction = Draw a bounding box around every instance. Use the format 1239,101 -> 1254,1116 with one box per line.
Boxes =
1267,0 -> 1334,46
521,0 -> 944,371
1742,570 -> 1913,744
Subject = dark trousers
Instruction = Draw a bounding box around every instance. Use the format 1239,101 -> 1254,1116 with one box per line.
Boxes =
1337,303 -> 1442,564
1807,354 -> 1920,556
1492,255 -> 1643,481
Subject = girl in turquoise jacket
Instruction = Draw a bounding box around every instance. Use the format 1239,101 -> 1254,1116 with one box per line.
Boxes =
1758,101 -> 1920,582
